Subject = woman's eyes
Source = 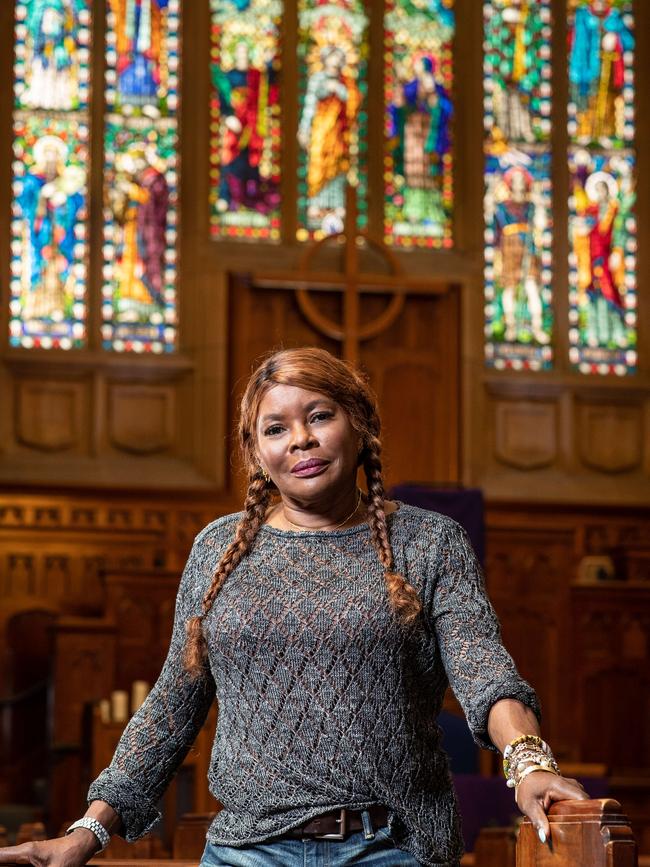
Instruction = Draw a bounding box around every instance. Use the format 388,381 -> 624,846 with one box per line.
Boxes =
311,411 -> 333,423
263,411 -> 333,436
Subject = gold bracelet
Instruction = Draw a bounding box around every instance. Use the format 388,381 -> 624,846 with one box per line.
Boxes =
503,735 -> 559,788
515,763 -> 560,788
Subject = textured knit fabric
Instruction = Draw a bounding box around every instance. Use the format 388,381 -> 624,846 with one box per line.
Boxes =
88,502 -> 540,866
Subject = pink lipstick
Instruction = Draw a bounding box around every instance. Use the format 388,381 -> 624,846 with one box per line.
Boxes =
291,458 -> 329,477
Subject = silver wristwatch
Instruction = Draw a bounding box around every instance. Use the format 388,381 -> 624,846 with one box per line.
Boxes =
65,817 -> 111,853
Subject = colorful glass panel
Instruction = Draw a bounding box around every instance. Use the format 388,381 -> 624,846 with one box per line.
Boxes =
209,0 -> 282,241
103,0 -> 180,353
102,122 -> 178,354
105,0 -> 179,117
297,0 -> 369,241
568,150 -> 636,375
13,0 -> 91,113
384,0 -> 454,249
568,0 -> 634,149
10,117 -> 89,350
10,0 -> 92,350
484,152 -> 553,371
483,0 -> 553,371
567,1 -> 636,376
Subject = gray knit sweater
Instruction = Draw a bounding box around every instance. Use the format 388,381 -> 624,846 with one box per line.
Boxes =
88,502 -> 540,866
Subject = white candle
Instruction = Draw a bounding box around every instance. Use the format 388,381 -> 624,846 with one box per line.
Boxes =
131,680 -> 150,714
99,699 -> 111,724
111,690 -> 129,723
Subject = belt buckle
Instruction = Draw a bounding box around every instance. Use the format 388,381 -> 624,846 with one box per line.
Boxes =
313,807 -> 347,840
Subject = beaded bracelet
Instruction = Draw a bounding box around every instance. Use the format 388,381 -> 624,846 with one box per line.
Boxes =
502,734 -> 560,789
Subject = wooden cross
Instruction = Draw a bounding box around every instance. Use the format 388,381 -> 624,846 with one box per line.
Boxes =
250,186 -> 450,365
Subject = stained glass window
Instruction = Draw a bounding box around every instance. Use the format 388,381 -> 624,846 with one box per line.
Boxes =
384,0 -> 454,249
209,0 -> 282,241
567,0 -> 636,376
9,0 -> 92,350
483,0 -> 553,372
102,0 -> 181,353
296,0 -> 369,241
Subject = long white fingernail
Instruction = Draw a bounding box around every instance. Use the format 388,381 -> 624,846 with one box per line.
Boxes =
538,828 -> 546,844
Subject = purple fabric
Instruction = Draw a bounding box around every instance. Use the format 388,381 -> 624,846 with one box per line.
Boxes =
388,485 -> 485,567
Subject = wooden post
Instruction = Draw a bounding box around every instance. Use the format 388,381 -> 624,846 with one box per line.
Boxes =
517,799 -> 638,866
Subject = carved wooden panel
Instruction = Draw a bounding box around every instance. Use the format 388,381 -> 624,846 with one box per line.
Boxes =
571,583 -> 650,770
15,379 -> 87,452
52,619 -> 117,744
493,400 -> 557,470
104,571 -> 180,688
486,525 -> 575,756
576,402 -> 643,474
108,384 -> 176,455
229,275 -> 460,493
518,800 -> 638,867
480,381 -> 650,503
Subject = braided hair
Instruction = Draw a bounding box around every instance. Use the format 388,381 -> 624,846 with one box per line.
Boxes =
184,347 -> 422,677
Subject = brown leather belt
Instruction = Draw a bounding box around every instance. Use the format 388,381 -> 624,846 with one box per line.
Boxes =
280,804 -> 389,840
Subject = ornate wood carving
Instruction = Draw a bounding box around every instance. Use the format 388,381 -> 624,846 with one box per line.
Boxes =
108,384 -> 176,455
230,273 -> 460,492
481,381 -> 650,503
517,800 -> 638,866
571,582 -> 650,770
493,400 -> 557,470
15,380 -> 85,452
577,402 -> 643,474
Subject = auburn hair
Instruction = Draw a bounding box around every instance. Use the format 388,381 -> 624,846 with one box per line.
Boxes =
184,347 -> 422,676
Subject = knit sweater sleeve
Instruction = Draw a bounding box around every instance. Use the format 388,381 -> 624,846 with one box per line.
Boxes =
424,515 -> 541,751
86,526 -> 220,841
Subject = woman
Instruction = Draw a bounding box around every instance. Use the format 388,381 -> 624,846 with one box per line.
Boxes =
0,347 -> 586,867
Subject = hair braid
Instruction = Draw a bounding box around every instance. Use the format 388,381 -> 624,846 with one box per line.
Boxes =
184,473 -> 271,677
363,436 -> 422,626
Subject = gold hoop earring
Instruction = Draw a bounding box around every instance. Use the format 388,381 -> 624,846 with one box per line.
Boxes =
260,467 -> 270,484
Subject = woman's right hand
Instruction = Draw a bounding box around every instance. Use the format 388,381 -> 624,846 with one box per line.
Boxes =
0,829 -> 100,867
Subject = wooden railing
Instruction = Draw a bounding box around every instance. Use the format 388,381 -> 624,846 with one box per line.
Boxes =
518,799 -> 638,866
7,800 -> 641,867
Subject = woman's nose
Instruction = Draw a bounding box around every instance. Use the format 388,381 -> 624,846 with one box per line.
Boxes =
289,424 -> 316,451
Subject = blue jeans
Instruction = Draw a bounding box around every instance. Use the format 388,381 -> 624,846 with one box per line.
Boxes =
200,811 -> 421,865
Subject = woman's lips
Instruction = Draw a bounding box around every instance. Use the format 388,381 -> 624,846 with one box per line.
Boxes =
291,460 -> 329,477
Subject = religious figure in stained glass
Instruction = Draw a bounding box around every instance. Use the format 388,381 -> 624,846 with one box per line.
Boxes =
109,146 -> 167,316
18,134 -> 85,322
299,45 -> 361,234
297,0 -> 368,240
107,0 -> 171,115
492,166 -> 548,345
103,124 -> 177,351
103,0 -> 179,352
483,0 -> 552,371
210,0 -> 281,240
484,150 -> 553,369
10,118 -> 88,349
568,0 -> 634,147
17,0 -> 89,112
484,0 -> 551,145
384,0 -> 454,247
569,150 -> 636,370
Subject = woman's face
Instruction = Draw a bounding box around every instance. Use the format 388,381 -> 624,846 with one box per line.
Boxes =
254,384 -> 360,503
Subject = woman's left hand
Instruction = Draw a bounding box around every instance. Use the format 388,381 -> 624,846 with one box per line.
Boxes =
515,771 -> 589,844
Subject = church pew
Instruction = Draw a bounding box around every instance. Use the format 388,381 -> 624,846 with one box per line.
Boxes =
518,799 -> 638,866
31,799 -> 636,866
